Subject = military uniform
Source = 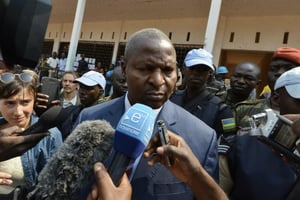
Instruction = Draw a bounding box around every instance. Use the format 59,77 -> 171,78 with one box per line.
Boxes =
234,98 -> 271,129
222,89 -> 256,110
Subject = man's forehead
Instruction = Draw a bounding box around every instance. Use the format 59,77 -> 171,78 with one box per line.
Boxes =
159,39 -> 173,48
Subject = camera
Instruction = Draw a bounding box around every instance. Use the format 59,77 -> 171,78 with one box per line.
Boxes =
249,109 -> 300,163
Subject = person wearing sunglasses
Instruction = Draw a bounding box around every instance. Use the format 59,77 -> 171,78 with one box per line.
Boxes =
0,71 -> 62,199
0,54 -> 61,164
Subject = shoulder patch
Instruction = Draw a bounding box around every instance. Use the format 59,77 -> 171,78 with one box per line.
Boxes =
221,118 -> 236,132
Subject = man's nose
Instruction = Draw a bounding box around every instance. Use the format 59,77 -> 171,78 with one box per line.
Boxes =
149,70 -> 165,86
236,76 -> 246,83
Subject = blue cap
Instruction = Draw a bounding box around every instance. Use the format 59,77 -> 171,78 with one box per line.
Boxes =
217,66 -> 228,74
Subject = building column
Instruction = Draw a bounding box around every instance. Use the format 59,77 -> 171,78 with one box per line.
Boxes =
65,0 -> 86,72
203,0 -> 222,53
111,20 -> 124,65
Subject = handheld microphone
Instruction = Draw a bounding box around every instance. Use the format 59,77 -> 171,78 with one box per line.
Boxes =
27,120 -> 115,200
22,106 -> 68,135
108,103 -> 155,186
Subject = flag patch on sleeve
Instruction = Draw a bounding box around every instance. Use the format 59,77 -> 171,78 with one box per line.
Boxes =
222,118 -> 236,132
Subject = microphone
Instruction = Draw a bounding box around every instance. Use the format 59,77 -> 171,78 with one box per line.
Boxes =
27,120 -> 115,200
108,103 -> 155,186
22,106 -> 68,135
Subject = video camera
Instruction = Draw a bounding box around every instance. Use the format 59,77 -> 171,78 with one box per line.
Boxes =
0,0 -> 52,68
249,109 -> 300,163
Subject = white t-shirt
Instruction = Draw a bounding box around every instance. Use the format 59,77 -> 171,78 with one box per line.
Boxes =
47,57 -> 59,69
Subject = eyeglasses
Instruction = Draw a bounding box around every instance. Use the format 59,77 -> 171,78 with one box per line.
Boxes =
0,72 -> 33,84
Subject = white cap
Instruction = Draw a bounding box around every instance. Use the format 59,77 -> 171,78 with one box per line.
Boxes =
74,71 -> 106,89
184,48 -> 214,71
274,66 -> 300,99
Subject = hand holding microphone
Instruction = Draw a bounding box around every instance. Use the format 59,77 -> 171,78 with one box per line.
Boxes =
88,126 -> 228,200
144,131 -> 229,200
86,162 -> 132,200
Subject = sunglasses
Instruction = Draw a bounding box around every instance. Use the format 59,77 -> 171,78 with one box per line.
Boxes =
0,72 -> 34,84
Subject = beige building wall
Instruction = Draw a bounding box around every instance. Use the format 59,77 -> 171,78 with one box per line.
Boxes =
45,15 -> 300,64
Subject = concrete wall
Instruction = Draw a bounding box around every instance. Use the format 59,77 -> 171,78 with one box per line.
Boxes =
45,15 -> 300,64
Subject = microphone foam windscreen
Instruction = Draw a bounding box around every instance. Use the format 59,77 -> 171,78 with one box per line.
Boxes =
27,120 -> 114,200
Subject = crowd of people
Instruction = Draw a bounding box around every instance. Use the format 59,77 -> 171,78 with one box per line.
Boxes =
1,26 -> 300,200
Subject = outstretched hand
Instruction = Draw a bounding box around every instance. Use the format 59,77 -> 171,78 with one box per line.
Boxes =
86,162 -> 132,200
144,131 -> 201,184
0,126 -> 48,161
144,131 -> 228,200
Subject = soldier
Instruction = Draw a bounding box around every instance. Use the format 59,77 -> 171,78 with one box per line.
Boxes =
170,48 -> 235,138
222,62 -> 261,109
234,47 -> 300,130
218,66 -> 300,200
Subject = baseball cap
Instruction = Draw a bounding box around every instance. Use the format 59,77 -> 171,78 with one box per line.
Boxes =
273,47 -> 300,65
274,66 -> 300,99
184,48 -> 214,71
74,71 -> 106,89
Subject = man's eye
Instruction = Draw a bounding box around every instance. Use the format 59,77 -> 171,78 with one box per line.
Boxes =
245,77 -> 256,81
164,67 -> 175,73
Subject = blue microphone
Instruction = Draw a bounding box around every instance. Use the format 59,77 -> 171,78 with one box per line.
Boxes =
108,103 -> 155,186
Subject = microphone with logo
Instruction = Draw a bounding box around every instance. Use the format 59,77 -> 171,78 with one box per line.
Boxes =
22,105 -> 68,135
108,103 -> 155,186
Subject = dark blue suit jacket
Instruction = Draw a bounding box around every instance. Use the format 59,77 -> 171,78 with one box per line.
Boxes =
75,96 -> 219,200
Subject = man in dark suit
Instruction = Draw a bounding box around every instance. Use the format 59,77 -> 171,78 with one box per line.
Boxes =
75,28 -> 219,200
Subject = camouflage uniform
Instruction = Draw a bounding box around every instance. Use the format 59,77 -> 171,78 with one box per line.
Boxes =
221,89 -> 256,109
234,98 -> 271,129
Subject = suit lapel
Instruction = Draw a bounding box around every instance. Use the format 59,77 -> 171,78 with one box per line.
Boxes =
104,96 -> 125,128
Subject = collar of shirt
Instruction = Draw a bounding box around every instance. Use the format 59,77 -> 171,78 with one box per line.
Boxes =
124,92 -> 162,119
63,95 -> 78,108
